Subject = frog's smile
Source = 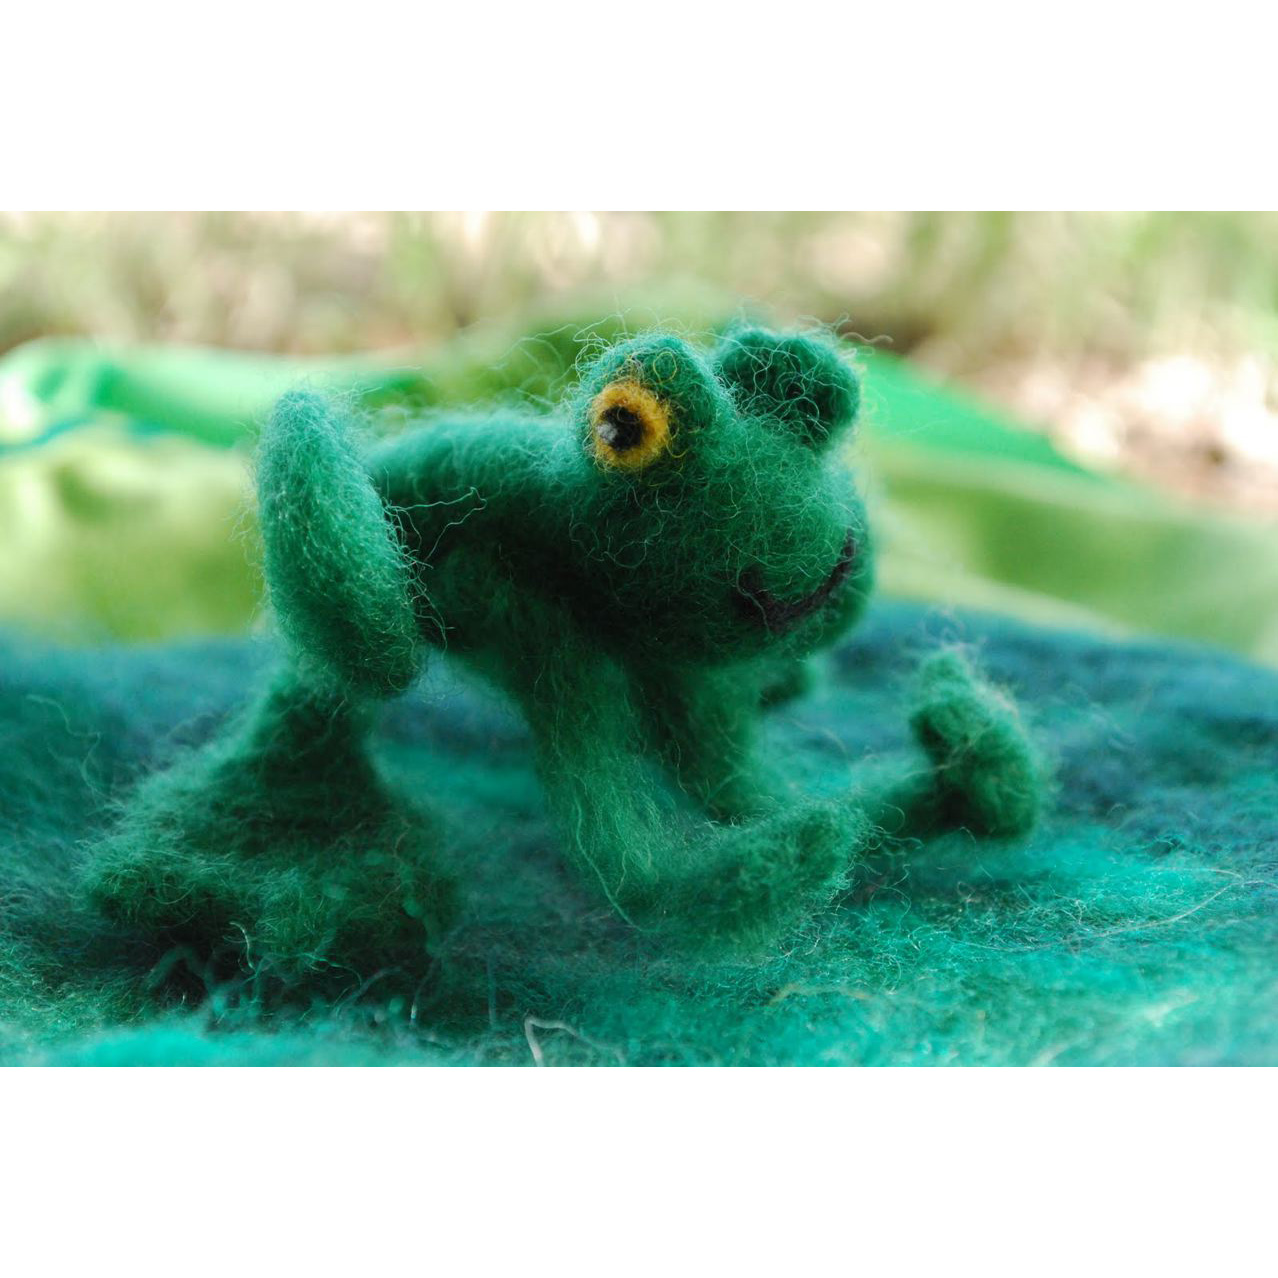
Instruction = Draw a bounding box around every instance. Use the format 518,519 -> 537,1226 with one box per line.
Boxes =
734,531 -> 858,633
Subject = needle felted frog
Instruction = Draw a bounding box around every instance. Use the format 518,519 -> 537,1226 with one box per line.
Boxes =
87,327 -> 1042,973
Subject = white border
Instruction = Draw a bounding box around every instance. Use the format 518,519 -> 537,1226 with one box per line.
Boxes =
3,1068 -> 1273,1273
3,5 -> 1273,208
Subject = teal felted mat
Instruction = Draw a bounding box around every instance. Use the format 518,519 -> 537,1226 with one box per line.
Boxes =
2,601 -> 1274,1066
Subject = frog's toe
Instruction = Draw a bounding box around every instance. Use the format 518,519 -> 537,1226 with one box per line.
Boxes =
759,656 -> 817,708
250,838 -> 456,982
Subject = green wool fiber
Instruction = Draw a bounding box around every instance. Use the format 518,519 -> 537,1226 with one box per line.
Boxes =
84,667 -> 452,984
79,327 -> 1045,976
713,325 -> 860,449
1,325 -> 1271,1065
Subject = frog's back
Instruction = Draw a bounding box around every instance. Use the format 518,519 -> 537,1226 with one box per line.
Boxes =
366,410 -> 577,645
372,407 -> 564,523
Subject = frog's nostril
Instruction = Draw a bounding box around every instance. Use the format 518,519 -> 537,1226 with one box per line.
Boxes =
734,531 -> 857,632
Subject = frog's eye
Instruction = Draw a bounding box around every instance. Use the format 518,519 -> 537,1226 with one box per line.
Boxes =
713,328 -> 859,451
589,380 -> 672,471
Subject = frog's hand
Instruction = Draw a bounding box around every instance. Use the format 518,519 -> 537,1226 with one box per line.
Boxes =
258,390 -> 424,697
908,649 -> 1043,837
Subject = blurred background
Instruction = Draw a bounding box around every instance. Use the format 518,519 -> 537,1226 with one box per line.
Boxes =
3,212 -> 1277,657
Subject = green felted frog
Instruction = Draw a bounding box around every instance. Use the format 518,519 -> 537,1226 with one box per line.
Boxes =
86,327 -> 1042,974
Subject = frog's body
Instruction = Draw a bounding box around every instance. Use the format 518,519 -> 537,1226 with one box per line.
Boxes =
86,328 -> 1042,975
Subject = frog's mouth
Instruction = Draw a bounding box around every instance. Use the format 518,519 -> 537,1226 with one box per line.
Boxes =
734,531 -> 858,633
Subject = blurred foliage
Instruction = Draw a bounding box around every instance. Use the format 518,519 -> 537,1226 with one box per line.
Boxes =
3,211 -> 1277,509
3,212 -> 1277,372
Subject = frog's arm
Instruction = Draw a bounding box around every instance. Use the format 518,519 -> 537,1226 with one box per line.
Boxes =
632,661 -> 788,821
904,649 -> 1044,837
640,648 -> 1043,843
486,585 -> 869,950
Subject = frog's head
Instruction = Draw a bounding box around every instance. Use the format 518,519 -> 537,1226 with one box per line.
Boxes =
566,328 -> 873,663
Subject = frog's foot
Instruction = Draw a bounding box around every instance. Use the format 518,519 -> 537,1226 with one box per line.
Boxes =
628,799 -> 872,955
84,686 -> 454,986
258,390 -> 425,698
909,649 -> 1043,838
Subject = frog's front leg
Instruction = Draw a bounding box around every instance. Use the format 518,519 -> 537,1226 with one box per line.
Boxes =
858,649 -> 1044,841
642,647 -> 1042,846
633,660 -> 787,821
493,599 -> 870,951
905,649 -> 1043,837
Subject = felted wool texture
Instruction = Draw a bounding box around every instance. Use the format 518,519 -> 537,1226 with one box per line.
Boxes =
1,602 -> 1275,1066
81,328 -> 1042,964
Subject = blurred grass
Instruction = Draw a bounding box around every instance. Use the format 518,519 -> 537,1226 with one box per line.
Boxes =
4,212 -> 1277,365
3,211 -> 1277,505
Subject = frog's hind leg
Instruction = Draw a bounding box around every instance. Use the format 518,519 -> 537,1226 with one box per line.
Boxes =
85,666 -> 453,984
84,392 -> 452,983
257,388 -> 426,697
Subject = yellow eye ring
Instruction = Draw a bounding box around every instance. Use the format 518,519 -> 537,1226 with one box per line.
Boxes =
589,380 -> 672,470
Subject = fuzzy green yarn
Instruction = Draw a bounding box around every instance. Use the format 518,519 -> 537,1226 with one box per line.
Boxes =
80,328 -> 1042,971
1,603 -> 1274,1065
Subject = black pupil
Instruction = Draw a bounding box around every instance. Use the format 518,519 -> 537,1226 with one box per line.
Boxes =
597,405 -> 645,452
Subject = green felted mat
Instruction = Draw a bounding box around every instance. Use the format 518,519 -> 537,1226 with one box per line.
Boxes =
3,601 -> 1274,1066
